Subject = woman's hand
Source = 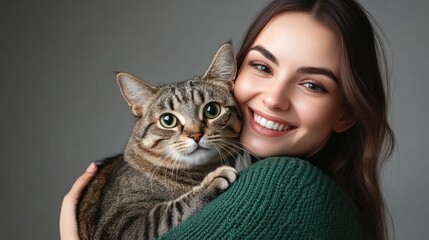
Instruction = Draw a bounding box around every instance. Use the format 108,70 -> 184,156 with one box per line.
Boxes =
59,163 -> 97,240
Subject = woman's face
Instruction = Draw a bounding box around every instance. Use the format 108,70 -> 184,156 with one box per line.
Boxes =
235,12 -> 353,158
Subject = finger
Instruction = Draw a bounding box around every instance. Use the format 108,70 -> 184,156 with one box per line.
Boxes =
66,163 -> 97,201
59,163 -> 97,240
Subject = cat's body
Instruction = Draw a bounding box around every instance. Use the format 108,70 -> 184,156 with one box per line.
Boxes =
77,44 -> 248,239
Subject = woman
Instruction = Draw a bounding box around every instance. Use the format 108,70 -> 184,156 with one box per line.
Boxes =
61,0 -> 395,239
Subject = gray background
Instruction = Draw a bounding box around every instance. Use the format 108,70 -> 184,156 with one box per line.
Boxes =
1,0 -> 427,239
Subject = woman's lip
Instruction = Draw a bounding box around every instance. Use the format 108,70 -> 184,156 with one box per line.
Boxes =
247,108 -> 296,137
251,108 -> 295,126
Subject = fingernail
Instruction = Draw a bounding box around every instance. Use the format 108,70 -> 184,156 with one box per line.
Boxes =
85,163 -> 97,173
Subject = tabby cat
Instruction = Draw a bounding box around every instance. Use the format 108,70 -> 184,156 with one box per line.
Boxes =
77,44 -> 247,240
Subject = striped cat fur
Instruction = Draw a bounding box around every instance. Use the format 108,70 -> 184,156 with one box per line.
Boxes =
77,44 -> 249,240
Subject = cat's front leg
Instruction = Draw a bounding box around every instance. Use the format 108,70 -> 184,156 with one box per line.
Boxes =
147,166 -> 237,239
170,166 -> 238,221
197,165 -> 238,201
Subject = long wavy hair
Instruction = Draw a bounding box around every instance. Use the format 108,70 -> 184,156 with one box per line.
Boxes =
236,0 -> 396,239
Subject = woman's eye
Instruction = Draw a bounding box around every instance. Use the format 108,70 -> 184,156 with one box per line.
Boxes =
160,113 -> 178,128
251,62 -> 272,75
204,102 -> 221,119
302,82 -> 327,93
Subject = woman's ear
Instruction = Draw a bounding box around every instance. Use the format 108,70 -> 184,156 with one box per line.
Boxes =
333,109 -> 357,133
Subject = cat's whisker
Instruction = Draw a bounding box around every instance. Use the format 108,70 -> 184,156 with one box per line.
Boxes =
210,141 -> 231,164
208,135 -> 240,165
211,145 -> 227,165
164,151 -> 180,196
172,154 -> 181,189
214,143 -> 238,166
221,144 -> 243,163
215,146 -> 230,166
215,140 -> 257,167
148,147 -> 173,190
220,139 -> 260,162
163,150 -> 180,194
209,137 -> 241,156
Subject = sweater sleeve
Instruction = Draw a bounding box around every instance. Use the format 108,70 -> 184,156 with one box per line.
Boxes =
160,157 -> 364,240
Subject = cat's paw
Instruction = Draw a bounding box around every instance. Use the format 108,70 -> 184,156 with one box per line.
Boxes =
201,166 -> 237,198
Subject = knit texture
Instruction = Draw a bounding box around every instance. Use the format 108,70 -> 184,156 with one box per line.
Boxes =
160,157 -> 363,240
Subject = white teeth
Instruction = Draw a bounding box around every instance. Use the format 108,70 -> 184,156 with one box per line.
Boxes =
253,113 -> 292,131
273,122 -> 279,130
266,120 -> 274,129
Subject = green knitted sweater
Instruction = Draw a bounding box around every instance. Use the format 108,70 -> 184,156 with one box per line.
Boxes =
160,157 -> 364,240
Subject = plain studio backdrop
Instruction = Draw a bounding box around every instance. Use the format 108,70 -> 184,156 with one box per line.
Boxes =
1,0 -> 428,239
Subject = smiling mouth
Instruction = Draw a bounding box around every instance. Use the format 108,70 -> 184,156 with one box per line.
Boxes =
252,110 -> 297,132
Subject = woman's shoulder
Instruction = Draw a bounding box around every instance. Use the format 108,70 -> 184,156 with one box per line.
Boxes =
161,156 -> 364,240
243,156 -> 344,198
241,156 -> 363,238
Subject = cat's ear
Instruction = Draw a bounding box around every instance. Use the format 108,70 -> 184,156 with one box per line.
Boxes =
202,43 -> 237,86
117,72 -> 159,117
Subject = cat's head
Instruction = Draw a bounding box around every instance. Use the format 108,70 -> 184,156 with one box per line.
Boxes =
117,44 -> 241,169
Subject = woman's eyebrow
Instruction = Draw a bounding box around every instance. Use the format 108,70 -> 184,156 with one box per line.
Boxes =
250,45 -> 278,65
297,67 -> 339,83
249,45 -> 338,83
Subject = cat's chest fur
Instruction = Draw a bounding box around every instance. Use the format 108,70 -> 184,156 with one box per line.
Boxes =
102,155 -> 211,203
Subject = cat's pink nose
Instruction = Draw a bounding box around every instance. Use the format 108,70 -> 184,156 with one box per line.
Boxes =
189,133 -> 202,142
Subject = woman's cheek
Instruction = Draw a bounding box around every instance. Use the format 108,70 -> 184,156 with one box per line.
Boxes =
234,72 -> 255,104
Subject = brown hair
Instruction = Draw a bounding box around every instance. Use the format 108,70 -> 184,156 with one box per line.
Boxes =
236,0 -> 396,239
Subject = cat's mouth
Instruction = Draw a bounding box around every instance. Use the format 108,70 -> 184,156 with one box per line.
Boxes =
250,108 -> 297,132
191,145 -> 213,155
180,145 -> 219,166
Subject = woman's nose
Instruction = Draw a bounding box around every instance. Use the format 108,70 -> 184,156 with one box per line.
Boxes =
262,85 -> 290,111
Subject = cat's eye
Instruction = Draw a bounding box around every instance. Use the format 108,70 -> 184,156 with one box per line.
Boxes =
204,102 -> 221,119
160,113 -> 178,128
